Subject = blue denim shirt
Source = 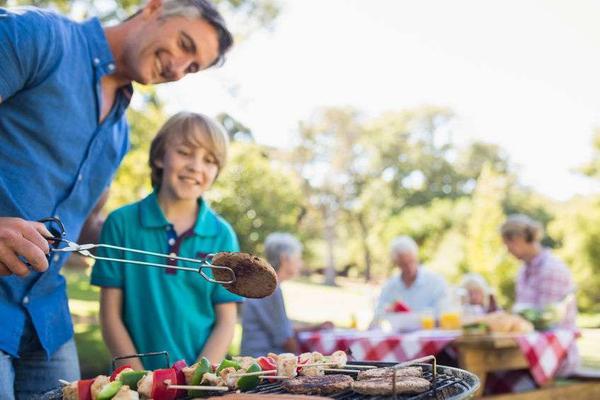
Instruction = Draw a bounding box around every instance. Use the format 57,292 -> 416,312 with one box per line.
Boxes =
0,7 -> 132,358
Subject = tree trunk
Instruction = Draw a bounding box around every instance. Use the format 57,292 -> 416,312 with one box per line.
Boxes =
324,206 -> 337,286
357,214 -> 372,282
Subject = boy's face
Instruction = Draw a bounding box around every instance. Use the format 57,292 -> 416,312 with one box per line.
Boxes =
120,1 -> 220,84
156,134 -> 219,201
503,236 -> 529,260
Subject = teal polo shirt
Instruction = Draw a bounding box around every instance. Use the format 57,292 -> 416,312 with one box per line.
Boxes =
91,192 -> 243,370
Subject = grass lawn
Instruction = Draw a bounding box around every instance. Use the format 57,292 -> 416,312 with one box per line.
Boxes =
65,267 -> 600,377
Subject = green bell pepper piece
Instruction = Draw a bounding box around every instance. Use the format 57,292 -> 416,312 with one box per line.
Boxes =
117,370 -> 148,390
216,358 -> 241,373
189,357 -> 213,398
97,381 -> 123,400
237,363 -> 262,391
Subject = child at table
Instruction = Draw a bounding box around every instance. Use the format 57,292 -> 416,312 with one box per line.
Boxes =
91,112 -> 242,370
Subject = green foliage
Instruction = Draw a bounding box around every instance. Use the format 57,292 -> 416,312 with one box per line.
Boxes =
208,142 -> 306,255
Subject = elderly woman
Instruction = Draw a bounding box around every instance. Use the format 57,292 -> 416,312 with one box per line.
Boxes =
460,273 -> 499,316
501,214 -> 578,374
240,233 -> 331,357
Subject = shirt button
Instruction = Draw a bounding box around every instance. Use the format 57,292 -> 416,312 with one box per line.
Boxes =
23,296 -> 29,305
53,254 -> 60,263
108,63 -> 115,71
168,238 -> 175,246
77,174 -> 83,182
93,57 -> 100,65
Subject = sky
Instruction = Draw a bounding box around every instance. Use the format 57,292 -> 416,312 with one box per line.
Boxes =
157,0 -> 600,201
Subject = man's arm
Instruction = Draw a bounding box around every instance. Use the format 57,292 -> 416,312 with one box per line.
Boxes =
199,302 -> 237,364
0,218 -> 52,276
99,287 -> 144,370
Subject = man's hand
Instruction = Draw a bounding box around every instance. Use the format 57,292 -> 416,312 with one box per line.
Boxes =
0,217 -> 52,276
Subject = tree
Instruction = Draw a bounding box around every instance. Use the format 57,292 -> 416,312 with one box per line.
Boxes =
208,142 -> 306,256
579,128 -> 600,179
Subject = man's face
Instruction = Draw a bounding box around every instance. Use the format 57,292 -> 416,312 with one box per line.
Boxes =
122,12 -> 220,84
394,252 -> 418,275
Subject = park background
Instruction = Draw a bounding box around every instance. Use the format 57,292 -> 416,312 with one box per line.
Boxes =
4,0 -> 599,377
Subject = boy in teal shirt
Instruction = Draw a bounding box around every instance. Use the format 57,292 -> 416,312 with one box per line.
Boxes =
91,112 -> 242,370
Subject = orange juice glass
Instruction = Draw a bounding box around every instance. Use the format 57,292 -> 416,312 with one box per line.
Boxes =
439,311 -> 461,330
421,315 -> 435,330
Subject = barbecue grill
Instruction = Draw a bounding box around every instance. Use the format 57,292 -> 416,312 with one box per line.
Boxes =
38,360 -> 479,400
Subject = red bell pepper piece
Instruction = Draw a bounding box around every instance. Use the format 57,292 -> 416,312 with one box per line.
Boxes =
296,355 -> 309,374
151,368 -> 178,400
171,360 -> 188,399
110,365 -> 132,382
390,300 -> 411,313
256,356 -> 277,383
77,379 -> 94,400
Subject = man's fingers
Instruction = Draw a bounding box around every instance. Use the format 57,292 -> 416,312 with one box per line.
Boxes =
0,247 -> 31,276
25,222 -> 51,254
11,235 -> 48,272
0,262 -> 11,276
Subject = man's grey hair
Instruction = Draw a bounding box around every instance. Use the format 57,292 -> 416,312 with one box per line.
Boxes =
131,0 -> 233,67
390,236 -> 419,258
264,233 -> 303,271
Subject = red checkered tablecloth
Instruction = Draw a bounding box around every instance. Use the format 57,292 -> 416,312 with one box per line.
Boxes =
297,329 -> 459,362
298,328 -> 580,394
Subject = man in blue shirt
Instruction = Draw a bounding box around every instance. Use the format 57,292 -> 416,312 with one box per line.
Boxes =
0,0 -> 233,397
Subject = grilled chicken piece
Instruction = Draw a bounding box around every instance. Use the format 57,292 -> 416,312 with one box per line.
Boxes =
183,364 -> 196,384
282,374 -> 354,395
277,354 -> 298,378
62,382 -> 78,400
112,385 -> 140,400
90,375 -> 110,400
357,366 -> 422,380
298,352 -> 324,377
113,367 -> 134,382
352,376 -> 430,395
201,372 -> 226,386
233,356 -> 257,370
136,372 -> 153,398
329,350 -> 347,368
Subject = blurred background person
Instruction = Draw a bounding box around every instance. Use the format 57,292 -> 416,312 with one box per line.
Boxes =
241,233 -> 332,357
501,214 -> 579,375
371,236 -> 447,327
459,272 -> 499,316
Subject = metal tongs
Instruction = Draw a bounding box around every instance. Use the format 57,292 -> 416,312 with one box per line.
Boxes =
40,217 -> 236,285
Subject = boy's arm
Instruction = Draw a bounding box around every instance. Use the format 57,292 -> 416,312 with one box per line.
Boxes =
100,287 -> 144,370
199,302 -> 237,364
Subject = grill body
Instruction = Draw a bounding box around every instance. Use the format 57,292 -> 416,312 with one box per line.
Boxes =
38,362 -> 479,400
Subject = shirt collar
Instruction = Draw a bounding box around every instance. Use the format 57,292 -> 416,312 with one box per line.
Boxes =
526,249 -> 548,269
139,191 -> 219,237
80,17 -> 133,99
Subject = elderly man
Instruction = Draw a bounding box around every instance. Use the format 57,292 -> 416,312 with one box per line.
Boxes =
372,236 -> 447,326
0,1 -> 232,397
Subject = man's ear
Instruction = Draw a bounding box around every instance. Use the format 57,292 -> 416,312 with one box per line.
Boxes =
141,0 -> 163,19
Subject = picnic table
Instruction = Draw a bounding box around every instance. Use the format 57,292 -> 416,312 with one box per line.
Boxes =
297,328 -> 580,397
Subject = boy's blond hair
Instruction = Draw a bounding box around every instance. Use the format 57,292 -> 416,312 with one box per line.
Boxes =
149,112 -> 229,189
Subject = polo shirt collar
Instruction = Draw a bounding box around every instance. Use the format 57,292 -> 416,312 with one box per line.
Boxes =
139,191 -> 219,237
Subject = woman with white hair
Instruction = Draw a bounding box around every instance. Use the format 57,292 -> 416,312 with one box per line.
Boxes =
240,233 -> 332,357
371,236 -> 448,326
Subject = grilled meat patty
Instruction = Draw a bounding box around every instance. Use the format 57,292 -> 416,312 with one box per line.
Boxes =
211,395 -> 330,400
357,366 -> 422,380
282,374 -> 354,395
212,252 -> 277,298
352,376 -> 430,395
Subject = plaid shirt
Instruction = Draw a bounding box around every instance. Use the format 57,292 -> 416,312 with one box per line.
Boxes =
516,249 -> 577,329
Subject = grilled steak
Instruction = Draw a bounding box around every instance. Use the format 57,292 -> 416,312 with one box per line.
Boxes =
352,376 -> 430,395
212,252 -> 277,298
357,366 -> 422,380
282,374 -> 354,395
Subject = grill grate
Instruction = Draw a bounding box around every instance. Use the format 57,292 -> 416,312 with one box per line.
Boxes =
38,362 -> 479,400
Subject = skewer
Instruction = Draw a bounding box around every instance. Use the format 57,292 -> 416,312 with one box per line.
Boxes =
166,384 -> 229,391
257,375 -> 290,380
322,368 -> 360,373
345,364 -> 377,369
229,370 -> 277,378
58,379 -> 71,386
